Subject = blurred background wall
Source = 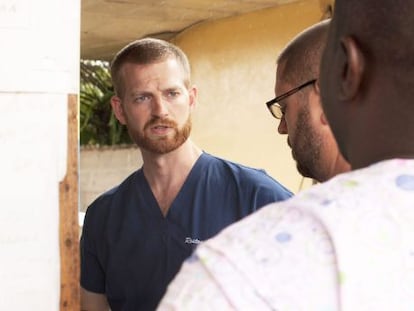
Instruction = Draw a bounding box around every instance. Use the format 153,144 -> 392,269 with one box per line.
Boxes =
80,0 -> 331,212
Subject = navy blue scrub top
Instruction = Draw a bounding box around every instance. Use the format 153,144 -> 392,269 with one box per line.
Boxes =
80,153 -> 292,310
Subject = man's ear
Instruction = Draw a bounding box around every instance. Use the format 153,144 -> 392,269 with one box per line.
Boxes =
311,83 -> 329,126
110,95 -> 127,125
316,92 -> 330,126
189,85 -> 198,110
339,35 -> 365,101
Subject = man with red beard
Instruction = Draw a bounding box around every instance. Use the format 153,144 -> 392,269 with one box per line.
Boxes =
80,38 -> 292,311
267,20 -> 350,183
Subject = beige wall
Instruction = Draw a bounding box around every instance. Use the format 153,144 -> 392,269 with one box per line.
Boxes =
80,146 -> 143,212
172,0 -> 331,192
81,0 -> 333,212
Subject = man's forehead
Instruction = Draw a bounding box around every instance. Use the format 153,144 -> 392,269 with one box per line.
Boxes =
275,66 -> 295,91
275,63 -> 286,83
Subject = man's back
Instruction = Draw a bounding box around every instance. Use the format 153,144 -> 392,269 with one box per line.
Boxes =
160,159 -> 414,310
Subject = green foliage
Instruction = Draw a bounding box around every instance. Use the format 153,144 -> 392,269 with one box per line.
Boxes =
80,60 -> 131,146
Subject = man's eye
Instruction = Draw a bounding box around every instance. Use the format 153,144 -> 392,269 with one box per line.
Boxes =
168,91 -> 180,97
134,95 -> 150,102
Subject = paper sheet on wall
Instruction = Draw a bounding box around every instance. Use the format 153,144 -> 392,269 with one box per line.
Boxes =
0,0 -> 80,94
0,94 -> 68,310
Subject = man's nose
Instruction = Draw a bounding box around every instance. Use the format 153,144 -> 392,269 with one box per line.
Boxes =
152,96 -> 169,117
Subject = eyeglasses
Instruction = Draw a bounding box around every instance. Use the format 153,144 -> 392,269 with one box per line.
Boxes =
266,79 -> 317,119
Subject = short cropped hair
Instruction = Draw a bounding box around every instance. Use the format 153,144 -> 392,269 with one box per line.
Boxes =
277,19 -> 330,85
334,0 -> 414,79
110,38 -> 191,98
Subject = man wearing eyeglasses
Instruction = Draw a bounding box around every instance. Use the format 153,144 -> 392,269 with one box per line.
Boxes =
157,20 -> 352,310
266,20 -> 349,182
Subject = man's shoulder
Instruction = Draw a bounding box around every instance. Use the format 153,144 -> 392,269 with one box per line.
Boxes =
203,152 -> 291,191
275,158 -> 414,233
203,152 -> 268,174
298,158 -> 414,202
86,169 -> 140,212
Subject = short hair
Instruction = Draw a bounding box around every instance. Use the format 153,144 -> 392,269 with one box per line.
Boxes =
110,38 -> 191,98
277,19 -> 330,85
333,0 -> 414,79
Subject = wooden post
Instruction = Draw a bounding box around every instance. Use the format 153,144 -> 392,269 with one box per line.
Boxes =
59,94 -> 80,310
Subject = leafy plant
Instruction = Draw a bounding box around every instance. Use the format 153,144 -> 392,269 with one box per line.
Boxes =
80,60 -> 131,146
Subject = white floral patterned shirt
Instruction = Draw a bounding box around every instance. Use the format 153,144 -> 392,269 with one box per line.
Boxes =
158,159 -> 414,311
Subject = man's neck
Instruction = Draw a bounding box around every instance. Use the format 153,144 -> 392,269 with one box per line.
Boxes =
141,140 -> 203,216
332,155 -> 351,178
142,140 -> 202,178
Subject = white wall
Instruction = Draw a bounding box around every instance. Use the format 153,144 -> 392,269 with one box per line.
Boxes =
0,0 -> 80,309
